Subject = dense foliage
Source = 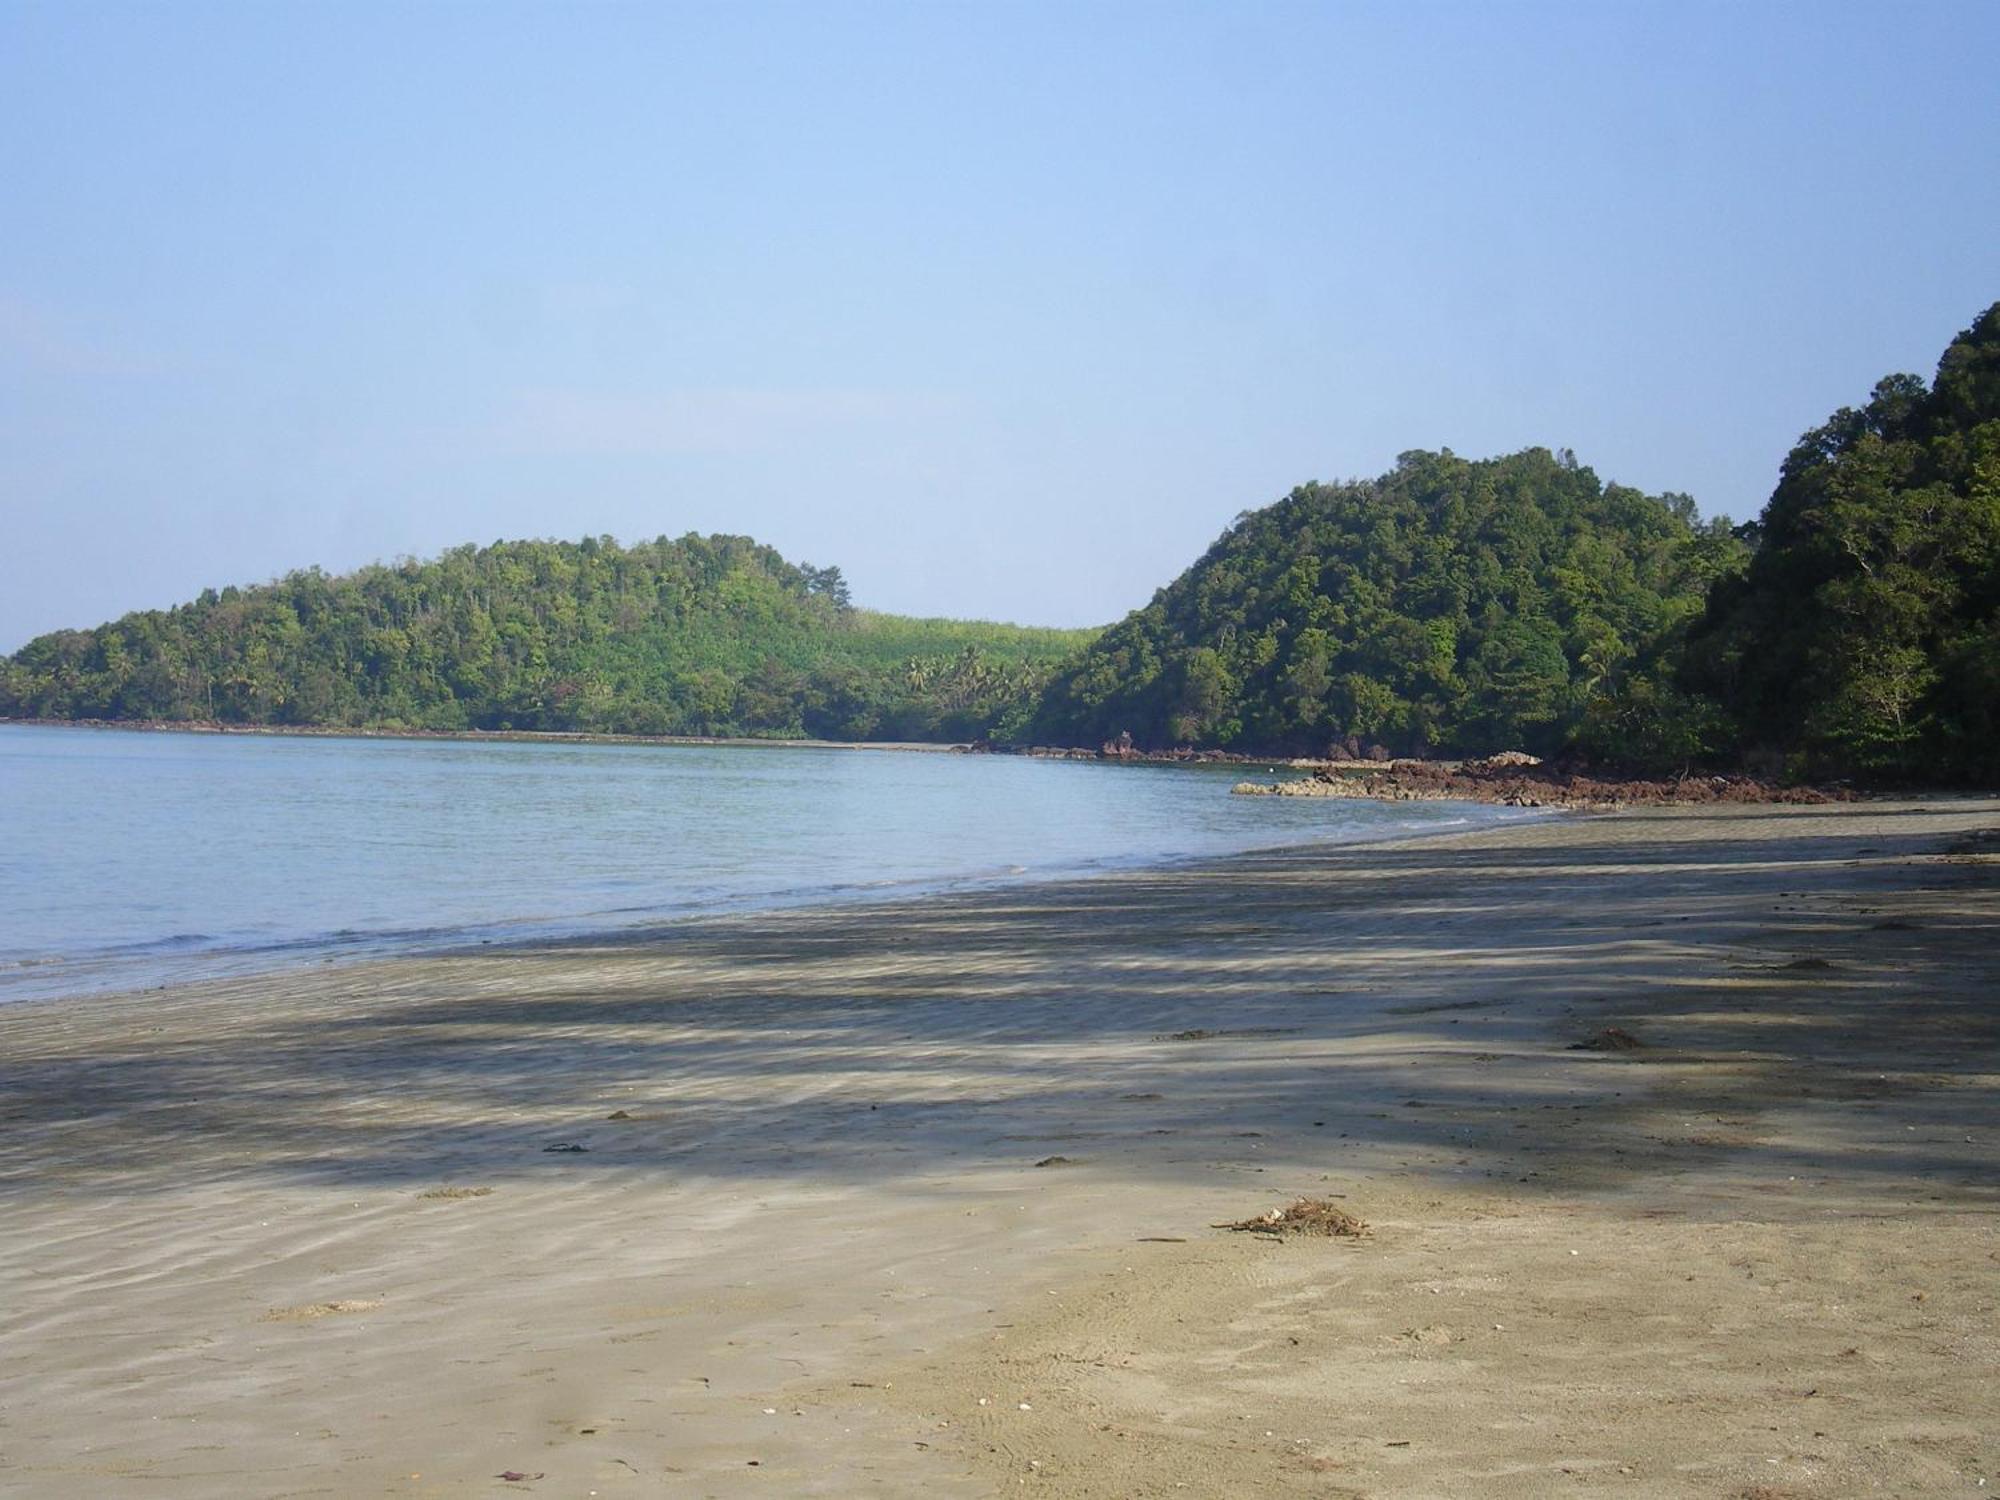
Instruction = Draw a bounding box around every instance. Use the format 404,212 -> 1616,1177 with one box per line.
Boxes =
1029,448 -> 1743,758
0,534 -> 1094,742
1681,303 -> 2000,781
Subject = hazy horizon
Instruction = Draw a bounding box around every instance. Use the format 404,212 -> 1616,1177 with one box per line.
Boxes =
5,0 -> 1997,651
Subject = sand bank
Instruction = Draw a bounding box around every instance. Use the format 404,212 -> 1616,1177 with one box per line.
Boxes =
1,801 -> 1995,1497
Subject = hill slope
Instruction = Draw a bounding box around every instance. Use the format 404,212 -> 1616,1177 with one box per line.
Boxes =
0,534 -> 1096,742
1029,447 -> 1742,758
1682,302 -> 2000,781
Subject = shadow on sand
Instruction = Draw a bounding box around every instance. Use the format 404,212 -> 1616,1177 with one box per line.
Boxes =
3,810 -> 1995,1208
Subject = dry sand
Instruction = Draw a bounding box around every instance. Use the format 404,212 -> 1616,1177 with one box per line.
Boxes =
1,801 -> 1996,1498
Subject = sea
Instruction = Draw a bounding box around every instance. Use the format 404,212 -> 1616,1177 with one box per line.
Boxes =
0,723 -> 1526,1004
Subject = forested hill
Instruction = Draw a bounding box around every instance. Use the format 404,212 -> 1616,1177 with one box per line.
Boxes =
1028,447 -> 1744,758
1682,302 -> 2000,781
0,534 -> 1096,742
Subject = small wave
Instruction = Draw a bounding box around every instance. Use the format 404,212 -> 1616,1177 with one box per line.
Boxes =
252,923 -> 474,954
95,931 -> 219,956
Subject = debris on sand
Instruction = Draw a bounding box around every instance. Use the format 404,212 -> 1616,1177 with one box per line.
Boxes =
263,1299 -> 380,1322
1781,957 -> 1836,972
1214,1198 -> 1368,1238
542,1142 -> 589,1153
1569,1027 -> 1644,1051
1157,1026 -> 1301,1042
416,1185 -> 493,1200
1033,1155 -> 1075,1168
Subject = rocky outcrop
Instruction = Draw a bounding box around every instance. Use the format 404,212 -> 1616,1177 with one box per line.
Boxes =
1002,743 -> 1282,765
1232,761 -> 1848,809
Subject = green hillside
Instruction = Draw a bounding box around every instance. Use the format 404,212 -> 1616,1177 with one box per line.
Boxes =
0,533 -> 1097,743
1682,302 -> 2000,781
1029,447 -> 1743,759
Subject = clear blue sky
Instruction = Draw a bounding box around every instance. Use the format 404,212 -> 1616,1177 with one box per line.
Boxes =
3,0 -> 1995,650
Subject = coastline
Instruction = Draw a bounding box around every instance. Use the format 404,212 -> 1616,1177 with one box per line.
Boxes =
1234,757 -> 1853,810
1,716 -> 1396,768
0,753 -> 1535,1008
0,715 -> 970,754
2,799 -> 1996,1496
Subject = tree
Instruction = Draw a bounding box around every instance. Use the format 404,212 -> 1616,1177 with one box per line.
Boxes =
799,563 -> 852,611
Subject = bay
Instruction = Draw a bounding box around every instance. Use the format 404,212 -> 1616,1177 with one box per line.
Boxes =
0,724 -> 1521,1004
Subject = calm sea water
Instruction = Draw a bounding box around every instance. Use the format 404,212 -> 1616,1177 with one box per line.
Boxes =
0,724 -> 1521,1004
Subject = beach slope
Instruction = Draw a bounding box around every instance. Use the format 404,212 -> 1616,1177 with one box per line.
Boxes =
1,801 -> 1996,1497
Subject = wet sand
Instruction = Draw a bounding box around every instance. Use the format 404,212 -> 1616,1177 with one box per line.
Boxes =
1,801 -> 1996,1497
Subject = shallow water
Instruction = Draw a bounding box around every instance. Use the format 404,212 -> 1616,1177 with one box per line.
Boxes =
0,724 -> 1522,1002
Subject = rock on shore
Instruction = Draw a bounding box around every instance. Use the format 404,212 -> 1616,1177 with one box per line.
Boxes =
1233,756 -> 1848,809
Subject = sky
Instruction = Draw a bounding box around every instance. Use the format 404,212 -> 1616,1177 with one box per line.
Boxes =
2,1 -> 1996,650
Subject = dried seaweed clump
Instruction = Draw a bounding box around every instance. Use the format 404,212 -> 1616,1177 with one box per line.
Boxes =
263,1299 -> 380,1322
1215,1198 -> 1368,1238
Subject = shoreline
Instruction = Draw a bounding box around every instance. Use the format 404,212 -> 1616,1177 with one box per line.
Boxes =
0,716 -> 1443,770
2,800 -> 1995,1496
0,800 -> 1552,1013
8,719 -> 1903,804
0,714 -> 971,754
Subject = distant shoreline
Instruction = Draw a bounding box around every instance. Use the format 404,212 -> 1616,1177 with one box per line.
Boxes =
3,719 -> 1880,806
0,716 -> 969,755
0,715 -> 1312,765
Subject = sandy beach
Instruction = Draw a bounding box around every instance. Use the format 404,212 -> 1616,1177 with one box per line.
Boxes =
2,800 -> 1996,1498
